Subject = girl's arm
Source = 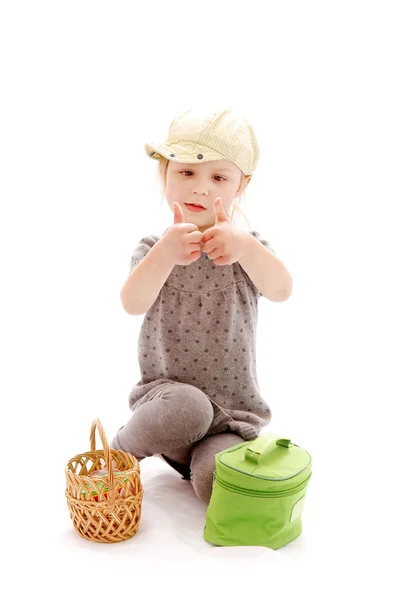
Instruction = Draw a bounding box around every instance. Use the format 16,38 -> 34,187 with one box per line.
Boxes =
238,232 -> 293,302
120,238 -> 176,315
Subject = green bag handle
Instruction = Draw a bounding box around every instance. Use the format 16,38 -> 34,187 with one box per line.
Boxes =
245,432 -> 293,465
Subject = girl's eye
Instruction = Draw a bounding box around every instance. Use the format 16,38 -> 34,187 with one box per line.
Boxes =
180,171 -> 225,182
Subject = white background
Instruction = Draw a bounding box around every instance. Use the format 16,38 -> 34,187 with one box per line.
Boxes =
1,1 -> 399,597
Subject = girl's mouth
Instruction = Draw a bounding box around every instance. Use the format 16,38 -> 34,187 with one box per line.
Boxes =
184,203 -> 206,212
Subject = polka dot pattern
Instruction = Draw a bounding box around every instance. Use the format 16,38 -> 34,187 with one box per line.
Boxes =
127,230 -> 275,440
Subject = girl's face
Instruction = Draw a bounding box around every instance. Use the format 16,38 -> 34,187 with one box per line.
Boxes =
165,159 -> 249,233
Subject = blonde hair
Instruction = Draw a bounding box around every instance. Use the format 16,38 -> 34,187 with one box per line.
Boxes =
155,156 -> 252,230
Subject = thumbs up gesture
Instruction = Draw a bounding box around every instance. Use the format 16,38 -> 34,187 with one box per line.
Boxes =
162,202 -> 204,265
201,197 -> 246,266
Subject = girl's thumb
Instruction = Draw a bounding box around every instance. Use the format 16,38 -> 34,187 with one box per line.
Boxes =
173,202 -> 185,224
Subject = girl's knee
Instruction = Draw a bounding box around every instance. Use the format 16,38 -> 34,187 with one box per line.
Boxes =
160,384 -> 214,445
120,384 -> 214,454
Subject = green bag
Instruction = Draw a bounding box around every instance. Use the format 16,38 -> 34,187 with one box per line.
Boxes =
203,432 -> 312,549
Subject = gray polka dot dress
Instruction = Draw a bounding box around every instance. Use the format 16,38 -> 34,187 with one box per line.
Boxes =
127,229 -> 277,442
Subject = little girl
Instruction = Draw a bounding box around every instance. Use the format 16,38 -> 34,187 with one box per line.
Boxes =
111,106 -> 293,505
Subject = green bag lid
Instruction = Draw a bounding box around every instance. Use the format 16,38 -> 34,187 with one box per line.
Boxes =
217,432 -> 311,480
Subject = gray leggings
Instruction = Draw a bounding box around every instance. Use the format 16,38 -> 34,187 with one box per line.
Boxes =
110,382 -> 245,504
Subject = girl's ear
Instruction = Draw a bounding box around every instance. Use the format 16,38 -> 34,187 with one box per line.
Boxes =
237,175 -> 251,195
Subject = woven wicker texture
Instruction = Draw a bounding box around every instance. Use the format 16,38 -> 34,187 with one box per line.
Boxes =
65,419 -> 143,543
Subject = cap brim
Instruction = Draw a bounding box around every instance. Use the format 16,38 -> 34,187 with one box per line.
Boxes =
144,140 -> 227,164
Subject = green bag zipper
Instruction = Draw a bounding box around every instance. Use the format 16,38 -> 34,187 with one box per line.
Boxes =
213,472 -> 312,498
218,452 -> 311,481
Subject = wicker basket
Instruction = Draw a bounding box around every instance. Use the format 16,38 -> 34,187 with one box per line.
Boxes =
65,418 -> 143,543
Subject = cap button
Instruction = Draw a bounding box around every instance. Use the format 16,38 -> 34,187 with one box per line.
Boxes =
169,153 -> 175,157
197,154 -> 203,159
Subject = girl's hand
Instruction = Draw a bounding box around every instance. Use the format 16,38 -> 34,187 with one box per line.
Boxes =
163,202 -> 204,265
201,198 -> 246,265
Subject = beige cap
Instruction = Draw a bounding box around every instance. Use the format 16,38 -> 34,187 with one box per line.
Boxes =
144,107 -> 260,176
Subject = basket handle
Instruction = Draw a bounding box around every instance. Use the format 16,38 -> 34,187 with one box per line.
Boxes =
90,418 -> 116,506
245,432 -> 293,465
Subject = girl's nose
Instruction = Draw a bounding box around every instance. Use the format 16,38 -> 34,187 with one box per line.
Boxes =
192,182 -> 210,196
